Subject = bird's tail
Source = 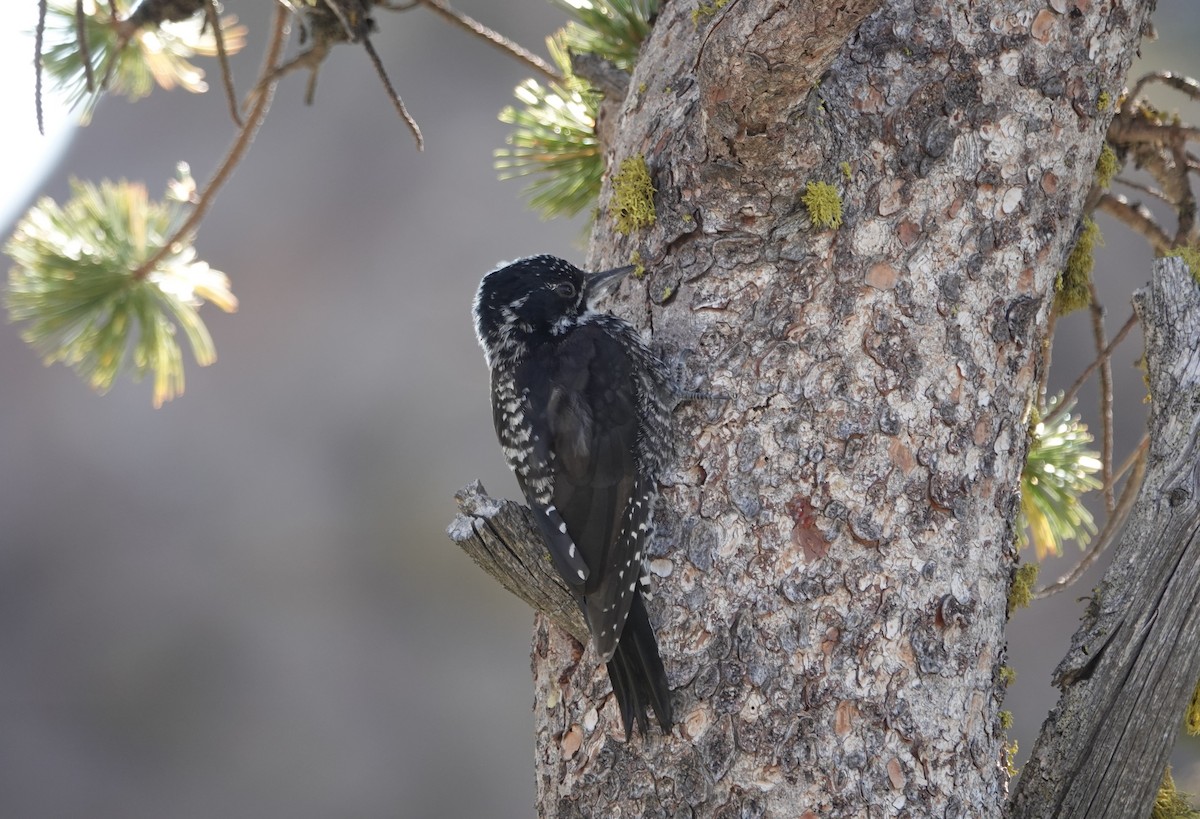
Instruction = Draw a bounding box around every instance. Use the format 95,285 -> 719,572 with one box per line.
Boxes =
606,592 -> 673,739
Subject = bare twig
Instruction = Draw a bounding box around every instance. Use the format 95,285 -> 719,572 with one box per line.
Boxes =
320,0 -> 359,40
250,3 -> 359,107
1095,193 -> 1172,254
1110,435 -> 1149,486
407,0 -> 563,84
248,39 -> 331,108
1113,176 -> 1171,206
304,61 -> 320,106
204,0 -> 243,127
1086,284 -> 1115,515
1169,139 -> 1197,243
100,1 -> 123,91
75,0 -> 95,92
1045,309 -> 1139,426
1033,434 -> 1149,600
1128,71 -> 1200,106
360,35 -> 424,149
256,2 -> 423,145
132,5 -> 291,280
1138,142 -> 1190,222
35,0 -> 48,135
1101,72 -> 1200,256
1109,119 -> 1200,147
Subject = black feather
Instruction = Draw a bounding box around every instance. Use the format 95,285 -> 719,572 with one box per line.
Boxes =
606,593 -> 672,740
474,255 -> 676,738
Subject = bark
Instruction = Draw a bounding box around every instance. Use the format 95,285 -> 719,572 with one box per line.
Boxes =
449,481 -> 587,644
451,0 -> 1156,815
1009,257 -> 1200,819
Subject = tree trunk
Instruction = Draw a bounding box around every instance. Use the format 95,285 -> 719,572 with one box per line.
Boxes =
1009,257 -> 1200,819
453,0 -> 1156,815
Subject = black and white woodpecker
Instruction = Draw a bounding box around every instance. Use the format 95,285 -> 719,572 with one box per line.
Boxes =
473,254 -> 675,738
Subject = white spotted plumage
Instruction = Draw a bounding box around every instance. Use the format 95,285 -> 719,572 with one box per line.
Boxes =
473,254 -> 676,738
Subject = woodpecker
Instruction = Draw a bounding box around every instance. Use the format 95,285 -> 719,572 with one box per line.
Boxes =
473,254 -> 674,738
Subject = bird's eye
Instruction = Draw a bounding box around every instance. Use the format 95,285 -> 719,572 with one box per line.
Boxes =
554,282 -> 577,299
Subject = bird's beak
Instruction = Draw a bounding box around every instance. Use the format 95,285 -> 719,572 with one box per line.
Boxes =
585,264 -> 635,306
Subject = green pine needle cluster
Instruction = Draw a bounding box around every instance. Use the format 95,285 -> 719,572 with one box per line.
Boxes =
40,0 -> 246,124
495,0 -> 657,220
554,0 -> 655,70
496,39 -> 602,219
5,167 -> 237,407
1019,395 -> 1102,560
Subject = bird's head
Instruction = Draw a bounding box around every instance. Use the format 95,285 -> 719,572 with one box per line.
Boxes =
473,255 -> 631,364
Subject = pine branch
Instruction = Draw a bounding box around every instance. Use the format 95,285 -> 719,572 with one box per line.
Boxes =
1012,257 -> 1200,818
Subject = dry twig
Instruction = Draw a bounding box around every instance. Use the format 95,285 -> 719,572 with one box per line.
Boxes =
75,0 -> 95,93
1044,310 -> 1140,427
360,34 -> 424,149
1086,283 -> 1116,515
1095,194 -> 1172,254
35,0 -> 48,134
132,5 -> 291,280
204,0 -> 243,127
405,0 -> 563,84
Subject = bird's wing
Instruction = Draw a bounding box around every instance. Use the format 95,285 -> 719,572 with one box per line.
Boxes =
532,324 -> 651,661
491,366 -> 592,585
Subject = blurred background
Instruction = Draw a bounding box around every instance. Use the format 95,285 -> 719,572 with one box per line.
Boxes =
1,2 -> 1197,816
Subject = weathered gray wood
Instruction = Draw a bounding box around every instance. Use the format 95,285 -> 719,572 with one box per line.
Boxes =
1010,257 -> 1200,819
448,481 -> 587,644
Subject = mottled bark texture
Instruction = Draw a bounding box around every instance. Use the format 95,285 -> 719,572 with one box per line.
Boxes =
1009,258 -> 1200,819
453,0 -> 1156,815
